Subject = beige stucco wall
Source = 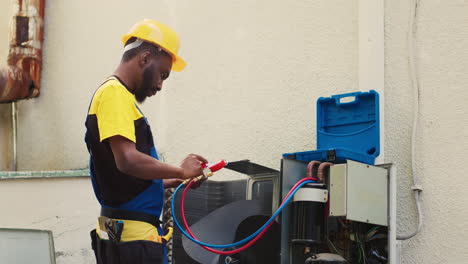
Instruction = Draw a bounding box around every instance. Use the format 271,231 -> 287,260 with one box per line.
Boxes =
0,0 -> 467,263
386,1 -> 468,263
0,178 -> 99,263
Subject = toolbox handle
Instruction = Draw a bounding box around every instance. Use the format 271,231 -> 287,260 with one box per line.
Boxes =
332,92 -> 361,105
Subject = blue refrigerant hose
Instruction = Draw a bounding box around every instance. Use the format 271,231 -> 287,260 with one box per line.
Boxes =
171,179 -> 316,249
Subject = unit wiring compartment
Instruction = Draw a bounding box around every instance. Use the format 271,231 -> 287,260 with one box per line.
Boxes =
326,218 -> 388,264
279,158 -> 392,264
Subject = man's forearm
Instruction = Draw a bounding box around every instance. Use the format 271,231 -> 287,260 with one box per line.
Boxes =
109,136 -> 205,181
118,150 -> 184,180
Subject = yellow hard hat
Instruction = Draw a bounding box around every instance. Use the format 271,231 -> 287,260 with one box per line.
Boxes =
122,19 -> 186,72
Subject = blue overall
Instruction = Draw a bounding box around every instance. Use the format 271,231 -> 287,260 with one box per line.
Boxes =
89,145 -> 168,264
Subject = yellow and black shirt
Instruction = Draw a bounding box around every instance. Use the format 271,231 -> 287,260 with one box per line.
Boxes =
85,76 -> 164,218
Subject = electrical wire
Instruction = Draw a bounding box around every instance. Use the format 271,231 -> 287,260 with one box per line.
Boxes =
356,233 -> 366,264
398,0 -> 423,240
356,233 -> 362,264
171,177 -> 317,251
326,236 -> 342,256
369,234 -> 386,241
366,226 -> 380,241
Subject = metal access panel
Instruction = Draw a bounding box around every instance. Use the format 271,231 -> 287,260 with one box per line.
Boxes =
329,163 -> 347,217
279,158 -> 309,264
347,160 -> 388,226
0,228 -> 56,264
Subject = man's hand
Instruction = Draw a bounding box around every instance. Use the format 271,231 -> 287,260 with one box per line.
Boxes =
179,153 -> 208,179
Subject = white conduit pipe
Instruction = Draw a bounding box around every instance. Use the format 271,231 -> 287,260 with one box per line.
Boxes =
397,0 -> 423,241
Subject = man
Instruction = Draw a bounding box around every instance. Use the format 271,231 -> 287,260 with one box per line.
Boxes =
85,19 -> 206,264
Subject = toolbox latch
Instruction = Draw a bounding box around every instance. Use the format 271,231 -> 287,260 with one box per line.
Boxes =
326,149 -> 336,162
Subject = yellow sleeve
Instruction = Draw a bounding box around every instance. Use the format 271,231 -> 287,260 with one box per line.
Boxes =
96,86 -> 137,143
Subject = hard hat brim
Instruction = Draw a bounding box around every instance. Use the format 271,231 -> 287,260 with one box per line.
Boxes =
171,55 -> 186,72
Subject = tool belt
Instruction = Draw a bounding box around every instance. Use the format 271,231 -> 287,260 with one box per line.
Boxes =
91,208 -> 171,264
98,207 -> 173,243
100,207 -> 162,228
91,228 -> 166,264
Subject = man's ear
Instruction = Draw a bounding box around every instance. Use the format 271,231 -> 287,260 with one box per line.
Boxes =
138,51 -> 152,68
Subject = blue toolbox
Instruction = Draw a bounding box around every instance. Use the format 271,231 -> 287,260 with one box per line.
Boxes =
283,90 -> 380,165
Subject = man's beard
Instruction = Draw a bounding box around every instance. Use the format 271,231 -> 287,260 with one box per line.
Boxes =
135,67 -> 154,103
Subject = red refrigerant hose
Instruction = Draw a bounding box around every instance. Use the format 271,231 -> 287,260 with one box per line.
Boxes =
181,180 -> 274,255
180,176 -> 319,255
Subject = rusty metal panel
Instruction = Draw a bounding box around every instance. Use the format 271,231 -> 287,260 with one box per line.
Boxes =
15,16 -> 29,45
0,0 -> 45,103
0,66 -> 34,100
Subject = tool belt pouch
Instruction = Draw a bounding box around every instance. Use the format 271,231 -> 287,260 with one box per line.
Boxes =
91,229 -> 165,264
